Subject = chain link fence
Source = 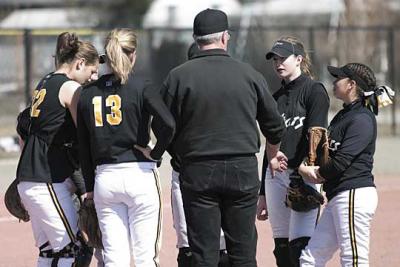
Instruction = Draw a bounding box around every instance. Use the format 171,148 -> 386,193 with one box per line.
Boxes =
0,26 -> 398,138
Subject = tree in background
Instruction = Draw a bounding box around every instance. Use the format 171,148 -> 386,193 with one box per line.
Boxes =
99,0 -> 153,27
338,0 -> 391,73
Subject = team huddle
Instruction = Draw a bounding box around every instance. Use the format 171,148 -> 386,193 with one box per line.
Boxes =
8,8 -> 396,267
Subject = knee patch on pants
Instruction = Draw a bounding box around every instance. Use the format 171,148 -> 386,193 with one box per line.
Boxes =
178,247 -> 193,267
75,231 -> 94,267
39,241 -> 78,267
273,238 -> 292,267
289,237 -> 311,267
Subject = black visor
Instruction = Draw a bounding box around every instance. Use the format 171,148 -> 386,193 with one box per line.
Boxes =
266,40 -> 305,60
327,65 -> 370,92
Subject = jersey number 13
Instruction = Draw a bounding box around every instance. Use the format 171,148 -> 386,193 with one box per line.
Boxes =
92,95 -> 122,127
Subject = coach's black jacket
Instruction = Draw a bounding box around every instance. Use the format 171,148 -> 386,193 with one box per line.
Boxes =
319,100 -> 376,200
158,49 -> 285,161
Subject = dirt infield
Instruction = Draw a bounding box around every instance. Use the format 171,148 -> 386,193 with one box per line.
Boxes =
0,174 -> 399,267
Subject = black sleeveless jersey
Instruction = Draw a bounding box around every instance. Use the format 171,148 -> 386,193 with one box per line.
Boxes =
16,73 -> 76,183
77,73 -> 175,192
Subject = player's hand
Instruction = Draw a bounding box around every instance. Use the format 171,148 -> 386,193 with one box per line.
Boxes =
257,195 -> 268,221
84,192 -> 94,200
134,145 -> 156,161
269,151 -> 288,177
298,163 -> 325,184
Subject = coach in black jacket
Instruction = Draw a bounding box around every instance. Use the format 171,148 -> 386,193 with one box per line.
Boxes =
160,9 -> 286,267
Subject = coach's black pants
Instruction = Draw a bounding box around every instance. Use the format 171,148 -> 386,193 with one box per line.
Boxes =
181,155 -> 260,267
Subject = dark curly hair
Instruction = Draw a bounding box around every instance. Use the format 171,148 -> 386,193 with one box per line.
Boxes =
345,63 -> 376,96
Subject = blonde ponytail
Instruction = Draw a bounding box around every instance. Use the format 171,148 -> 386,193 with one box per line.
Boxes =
105,29 -> 137,84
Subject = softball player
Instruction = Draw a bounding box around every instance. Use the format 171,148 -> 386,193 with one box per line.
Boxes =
77,28 -> 175,267
16,32 -> 99,267
299,63 -> 394,266
257,36 -> 330,267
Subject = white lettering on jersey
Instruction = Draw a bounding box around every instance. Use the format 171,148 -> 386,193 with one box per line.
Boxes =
329,139 -> 341,151
282,113 -> 305,130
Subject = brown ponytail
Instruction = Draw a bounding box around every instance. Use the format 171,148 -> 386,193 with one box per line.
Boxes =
55,32 -> 98,67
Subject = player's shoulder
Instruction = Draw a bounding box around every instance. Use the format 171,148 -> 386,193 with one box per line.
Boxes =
352,107 -> 375,123
310,80 -> 327,95
80,82 -> 95,98
300,75 -> 325,92
81,74 -> 113,94
304,77 -> 328,99
127,72 -> 151,87
62,80 -> 81,90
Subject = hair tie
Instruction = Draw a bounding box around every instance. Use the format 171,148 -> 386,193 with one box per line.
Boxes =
375,85 -> 395,108
364,85 -> 395,115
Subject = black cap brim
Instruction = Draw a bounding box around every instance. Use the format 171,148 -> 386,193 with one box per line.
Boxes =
327,66 -> 347,78
265,47 -> 293,60
328,65 -> 371,92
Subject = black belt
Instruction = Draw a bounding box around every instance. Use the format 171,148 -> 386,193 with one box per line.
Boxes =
184,153 -> 255,162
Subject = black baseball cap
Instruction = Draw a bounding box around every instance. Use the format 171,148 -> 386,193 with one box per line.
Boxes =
193,9 -> 229,36
266,40 -> 305,60
327,64 -> 370,91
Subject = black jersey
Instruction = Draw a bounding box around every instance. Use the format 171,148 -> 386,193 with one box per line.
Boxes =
319,100 -> 376,201
274,75 -> 329,168
160,49 -> 284,161
260,74 -> 329,195
17,73 -> 76,183
77,73 -> 175,192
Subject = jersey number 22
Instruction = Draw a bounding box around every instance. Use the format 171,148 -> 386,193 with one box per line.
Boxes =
30,89 -> 46,117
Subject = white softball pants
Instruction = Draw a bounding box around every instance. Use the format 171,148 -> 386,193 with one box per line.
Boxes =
18,179 -> 78,267
171,170 -> 226,249
94,162 -> 162,267
265,168 -> 321,241
300,187 -> 378,267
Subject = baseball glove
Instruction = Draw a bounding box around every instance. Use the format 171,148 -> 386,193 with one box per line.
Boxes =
4,179 -> 30,222
78,199 -> 103,249
306,126 -> 329,167
285,179 -> 324,212
16,107 -> 31,141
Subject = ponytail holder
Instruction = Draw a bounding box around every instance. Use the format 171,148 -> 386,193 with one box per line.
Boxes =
363,85 -> 395,115
374,85 -> 395,108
